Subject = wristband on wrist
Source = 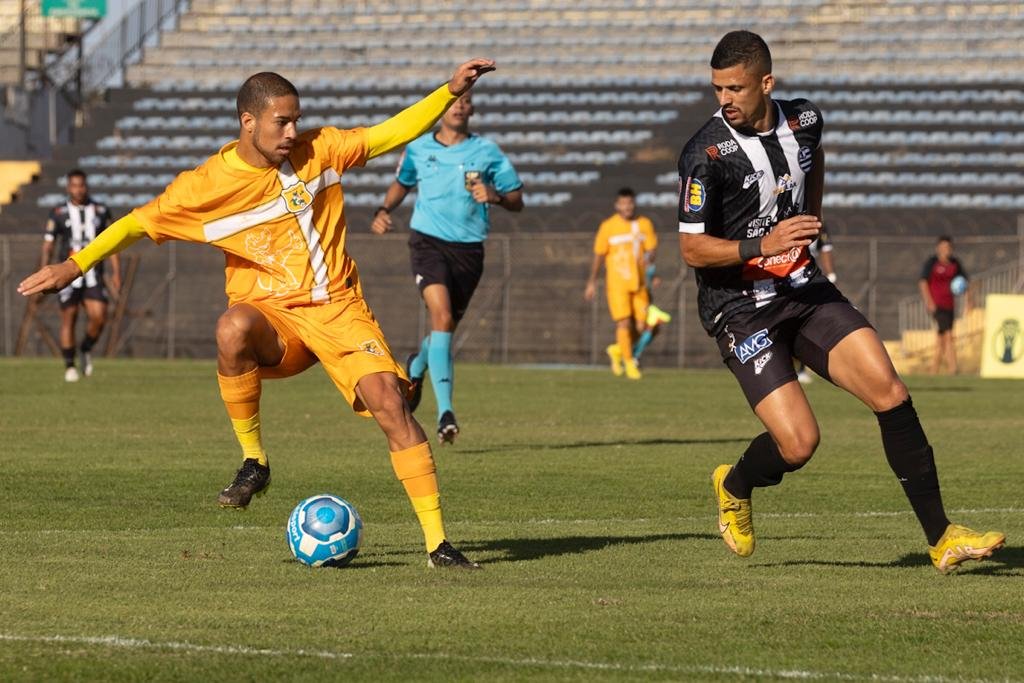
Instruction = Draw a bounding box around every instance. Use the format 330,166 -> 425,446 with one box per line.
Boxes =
739,237 -> 763,261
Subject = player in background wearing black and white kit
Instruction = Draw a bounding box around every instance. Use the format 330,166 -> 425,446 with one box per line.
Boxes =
39,170 -> 120,382
679,31 -> 1003,573
796,229 -> 836,384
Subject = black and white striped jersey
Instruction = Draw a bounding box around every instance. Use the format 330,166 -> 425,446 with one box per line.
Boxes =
678,99 -> 828,334
44,199 -> 114,283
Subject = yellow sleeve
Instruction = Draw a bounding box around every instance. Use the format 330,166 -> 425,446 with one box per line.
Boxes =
69,213 -> 148,273
593,223 -> 610,255
365,84 -> 457,159
642,218 -> 658,251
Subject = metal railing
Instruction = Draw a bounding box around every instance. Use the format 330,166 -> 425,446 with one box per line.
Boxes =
4,231 -> 1023,369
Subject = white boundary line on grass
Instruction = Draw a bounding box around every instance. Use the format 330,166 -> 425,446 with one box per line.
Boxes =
0,633 -> 1006,683
2,507 -> 1021,536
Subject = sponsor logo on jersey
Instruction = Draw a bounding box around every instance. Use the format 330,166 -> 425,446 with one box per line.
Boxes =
735,329 -> 773,364
742,170 -> 764,189
774,174 -> 797,195
754,351 -> 773,375
281,181 -> 313,214
798,146 -> 813,172
705,139 -> 738,160
359,339 -> 385,357
684,177 -> 705,212
788,110 -> 819,130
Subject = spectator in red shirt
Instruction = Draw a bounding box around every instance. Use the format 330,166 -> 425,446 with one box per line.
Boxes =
919,236 -> 968,374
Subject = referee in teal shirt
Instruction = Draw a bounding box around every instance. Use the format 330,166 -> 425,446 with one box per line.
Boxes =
373,91 -> 524,444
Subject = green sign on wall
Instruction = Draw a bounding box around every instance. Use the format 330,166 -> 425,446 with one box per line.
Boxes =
41,0 -> 107,19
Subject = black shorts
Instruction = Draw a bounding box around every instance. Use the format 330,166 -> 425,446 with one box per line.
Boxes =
58,283 -> 107,309
408,230 -> 484,323
715,282 -> 873,409
933,308 -> 954,333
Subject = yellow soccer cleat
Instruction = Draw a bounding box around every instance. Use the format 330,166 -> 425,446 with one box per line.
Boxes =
605,344 -> 624,376
712,464 -> 755,557
646,304 -> 672,327
928,524 -> 1005,574
624,359 -> 642,380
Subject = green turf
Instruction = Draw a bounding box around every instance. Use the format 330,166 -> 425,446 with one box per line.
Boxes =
0,358 -> 1021,682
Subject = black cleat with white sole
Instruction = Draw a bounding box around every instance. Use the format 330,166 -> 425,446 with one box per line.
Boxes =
437,410 -> 459,445
217,458 -> 271,508
428,540 -> 480,569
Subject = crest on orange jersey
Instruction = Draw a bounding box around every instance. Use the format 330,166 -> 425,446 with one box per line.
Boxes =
281,181 -> 313,214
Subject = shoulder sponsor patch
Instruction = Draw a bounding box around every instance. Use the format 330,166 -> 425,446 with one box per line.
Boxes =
734,328 -> 773,364
684,177 -> 705,213
706,139 -> 738,160
798,146 -> 813,172
788,109 -> 819,130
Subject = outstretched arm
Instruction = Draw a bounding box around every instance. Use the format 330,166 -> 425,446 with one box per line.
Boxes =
18,214 -> 148,295
365,58 -> 496,159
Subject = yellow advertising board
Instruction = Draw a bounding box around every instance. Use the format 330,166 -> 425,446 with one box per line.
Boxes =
980,294 -> 1024,379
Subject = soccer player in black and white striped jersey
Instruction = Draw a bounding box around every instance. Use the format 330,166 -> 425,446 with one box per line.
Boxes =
678,30 -> 1003,572
39,170 -> 120,381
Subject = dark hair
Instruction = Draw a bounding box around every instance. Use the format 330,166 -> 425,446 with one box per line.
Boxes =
66,169 -> 87,182
937,235 -> 953,244
236,72 -> 299,120
617,187 -> 636,198
711,30 -> 772,74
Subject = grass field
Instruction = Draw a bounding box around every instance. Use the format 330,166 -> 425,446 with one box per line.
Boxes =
1,358 -> 1022,681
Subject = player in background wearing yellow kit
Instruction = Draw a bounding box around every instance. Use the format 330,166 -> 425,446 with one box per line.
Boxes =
18,59 -> 497,569
584,188 -> 668,380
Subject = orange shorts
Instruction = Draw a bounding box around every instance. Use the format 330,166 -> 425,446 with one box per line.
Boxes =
606,286 -> 649,324
247,294 -> 408,416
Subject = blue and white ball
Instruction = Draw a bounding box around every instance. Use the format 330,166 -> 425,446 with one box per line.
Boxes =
286,494 -> 363,567
950,275 -> 968,296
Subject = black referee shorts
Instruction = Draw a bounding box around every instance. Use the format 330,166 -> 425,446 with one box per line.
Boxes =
408,230 -> 485,323
58,283 -> 108,309
715,282 -> 873,409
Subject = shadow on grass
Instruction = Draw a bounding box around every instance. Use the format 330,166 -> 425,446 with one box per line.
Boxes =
750,545 -> 1022,574
281,557 -> 406,569
457,437 -> 750,455
465,532 -> 716,564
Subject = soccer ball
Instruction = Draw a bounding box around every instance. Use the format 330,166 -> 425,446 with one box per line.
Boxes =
950,275 -> 968,296
286,494 -> 363,567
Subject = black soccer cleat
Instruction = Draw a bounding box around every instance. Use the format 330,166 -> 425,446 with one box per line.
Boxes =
437,410 -> 459,445
406,352 -> 424,413
428,540 -> 481,569
217,458 -> 271,508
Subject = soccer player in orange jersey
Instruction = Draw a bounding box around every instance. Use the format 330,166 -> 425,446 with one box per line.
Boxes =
18,59 -> 497,569
584,188 -> 659,380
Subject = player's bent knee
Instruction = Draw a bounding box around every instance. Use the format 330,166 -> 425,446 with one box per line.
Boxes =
872,378 -> 910,413
216,308 -> 257,356
777,430 -> 819,467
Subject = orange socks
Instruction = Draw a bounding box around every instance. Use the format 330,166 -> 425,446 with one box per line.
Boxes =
390,442 -> 446,551
218,368 -> 267,466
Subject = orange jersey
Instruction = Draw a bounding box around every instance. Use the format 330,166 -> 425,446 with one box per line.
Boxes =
593,214 -> 657,293
133,127 -> 368,307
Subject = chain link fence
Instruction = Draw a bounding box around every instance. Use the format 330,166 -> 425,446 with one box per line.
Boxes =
2,231 -> 1022,368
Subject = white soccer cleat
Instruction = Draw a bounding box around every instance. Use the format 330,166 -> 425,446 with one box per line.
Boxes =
64,367 -> 80,383
82,352 -> 94,377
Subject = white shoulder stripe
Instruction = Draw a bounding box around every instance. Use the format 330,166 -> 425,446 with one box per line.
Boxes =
203,196 -> 288,242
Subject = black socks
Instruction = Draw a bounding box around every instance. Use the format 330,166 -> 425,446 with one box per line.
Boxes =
724,432 -> 803,499
875,399 -> 950,546
80,334 -> 98,353
61,347 -> 75,368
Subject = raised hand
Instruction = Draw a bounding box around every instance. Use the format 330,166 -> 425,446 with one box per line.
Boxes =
17,260 -> 82,296
448,58 -> 496,96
